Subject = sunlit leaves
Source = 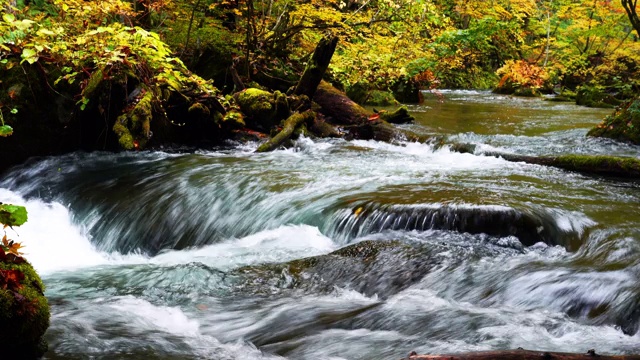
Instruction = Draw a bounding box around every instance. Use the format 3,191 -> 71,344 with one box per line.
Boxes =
0,125 -> 13,137
0,204 -> 28,227
20,48 -> 38,64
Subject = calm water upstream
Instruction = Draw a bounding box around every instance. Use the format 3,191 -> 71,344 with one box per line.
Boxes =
2,90 -> 640,359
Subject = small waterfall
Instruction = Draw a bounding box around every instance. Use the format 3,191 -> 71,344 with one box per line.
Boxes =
326,202 -> 594,251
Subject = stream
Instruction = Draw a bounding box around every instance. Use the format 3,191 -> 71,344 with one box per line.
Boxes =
2,90 -> 640,359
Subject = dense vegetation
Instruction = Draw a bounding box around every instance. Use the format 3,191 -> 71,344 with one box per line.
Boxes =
0,204 -> 50,358
0,0 -> 639,159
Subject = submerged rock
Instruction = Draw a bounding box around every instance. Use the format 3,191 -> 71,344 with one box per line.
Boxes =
331,202 -> 585,251
233,240 -> 439,298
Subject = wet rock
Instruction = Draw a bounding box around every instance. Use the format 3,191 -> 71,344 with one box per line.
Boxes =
331,203 -> 584,251
233,240 -> 439,298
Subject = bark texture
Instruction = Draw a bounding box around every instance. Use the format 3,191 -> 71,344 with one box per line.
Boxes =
294,37 -> 339,98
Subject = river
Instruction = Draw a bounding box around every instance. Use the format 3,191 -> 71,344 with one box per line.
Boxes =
2,90 -> 639,359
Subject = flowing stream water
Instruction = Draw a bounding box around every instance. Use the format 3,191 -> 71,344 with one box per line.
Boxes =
2,91 -> 640,359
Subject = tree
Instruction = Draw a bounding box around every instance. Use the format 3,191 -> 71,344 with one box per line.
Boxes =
621,0 -> 640,37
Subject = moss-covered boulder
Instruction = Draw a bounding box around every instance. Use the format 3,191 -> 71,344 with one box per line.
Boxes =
390,76 -> 422,104
234,88 -> 290,130
0,257 -> 50,359
364,90 -> 397,106
576,85 -> 620,108
588,97 -> 640,145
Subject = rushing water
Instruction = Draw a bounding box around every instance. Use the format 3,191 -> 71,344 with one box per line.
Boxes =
2,91 -> 640,359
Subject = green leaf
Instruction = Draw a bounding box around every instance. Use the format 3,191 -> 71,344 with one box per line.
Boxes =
21,48 -> 38,64
2,13 -> 15,23
0,204 -> 28,227
37,28 -> 56,36
0,125 -> 13,137
10,108 -> 17,114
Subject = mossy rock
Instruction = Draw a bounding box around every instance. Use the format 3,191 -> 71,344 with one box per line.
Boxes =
390,76 -> 421,104
513,87 -> 541,97
234,88 -> 290,130
364,90 -> 398,106
588,97 -> 640,145
576,85 -> 620,108
494,82 -> 541,97
113,89 -> 154,150
0,259 -> 50,359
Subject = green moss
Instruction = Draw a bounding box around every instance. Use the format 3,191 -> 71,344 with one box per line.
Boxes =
235,88 -> 290,130
221,110 -> 246,130
513,87 -> 541,97
552,154 -> 640,177
82,67 -> 104,99
379,106 -> 414,124
588,97 -> 640,145
188,102 -> 210,117
390,76 -> 421,104
364,90 -> 397,106
0,260 -> 49,358
345,82 -> 369,104
113,90 -> 154,150
236,88 -> 274,115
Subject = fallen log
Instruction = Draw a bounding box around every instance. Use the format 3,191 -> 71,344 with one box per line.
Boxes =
314,80 -> 370,125
406,349 -> 640,360
481,152 -> 640,179
256,110 -> 315,152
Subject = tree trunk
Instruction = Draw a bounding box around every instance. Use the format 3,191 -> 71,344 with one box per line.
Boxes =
407,349 -> 640,360
256,110 -> 315,152
294,37 -> 339,98
313,81 -> 431,142
313,80 -> 369,125
622,0 -> 640,38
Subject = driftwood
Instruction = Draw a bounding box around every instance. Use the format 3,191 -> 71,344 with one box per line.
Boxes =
406,349 -> 640,360
256,110 -> 315,152
294,37 -> 339,98
481,152 -> 640,179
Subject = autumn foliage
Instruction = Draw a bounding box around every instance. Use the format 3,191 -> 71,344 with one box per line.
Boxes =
495,60 -> 549,96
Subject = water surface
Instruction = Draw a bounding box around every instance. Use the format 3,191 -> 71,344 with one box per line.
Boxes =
2,91 -> 639,359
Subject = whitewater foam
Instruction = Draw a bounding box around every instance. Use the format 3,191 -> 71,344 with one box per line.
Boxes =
0,189 -> 108,274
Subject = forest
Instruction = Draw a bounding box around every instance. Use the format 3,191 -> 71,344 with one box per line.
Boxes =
0,0 -> 639,164
2,0 -> 640,359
